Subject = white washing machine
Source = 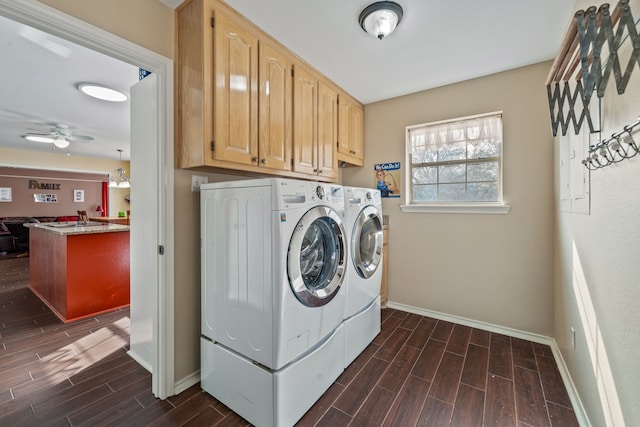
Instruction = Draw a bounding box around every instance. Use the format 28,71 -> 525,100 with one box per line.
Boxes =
200,178 -> 347,427
343,186 -> 384,368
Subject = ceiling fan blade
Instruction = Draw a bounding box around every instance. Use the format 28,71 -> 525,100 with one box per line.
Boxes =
27,126 -> 52,132
0,108 -> 45,122
68,135 -> 94,142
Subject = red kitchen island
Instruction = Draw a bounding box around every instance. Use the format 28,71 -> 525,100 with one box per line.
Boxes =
27,222 -> 130,322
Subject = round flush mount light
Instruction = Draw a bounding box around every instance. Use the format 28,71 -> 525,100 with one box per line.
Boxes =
359,1 -> 404,40
24,135 -> 54,143
77,83 -> 128,102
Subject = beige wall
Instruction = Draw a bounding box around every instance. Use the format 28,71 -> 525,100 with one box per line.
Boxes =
0,166 -> 104,218
37,0 -> 174,59
0,147 -> 130,216
552,0 -> 640,424
343,62 -> 555,335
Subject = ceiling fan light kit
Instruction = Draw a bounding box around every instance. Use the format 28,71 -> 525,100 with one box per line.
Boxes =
23,123 -> 94,149
53,135 -> 70,148
359,1 -> 404,40
78,82 -> 128,102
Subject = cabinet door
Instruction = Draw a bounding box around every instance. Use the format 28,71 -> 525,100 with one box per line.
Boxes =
351,102 -> 364,160
213,9 -> 259,165
338,96 -> 353,156
338,94 -> 364,165
317,82 -> 338,180
259,40 -> 292,171
292,63 -> 317,175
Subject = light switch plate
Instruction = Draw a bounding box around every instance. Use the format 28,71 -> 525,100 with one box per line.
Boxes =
191,175 -> 208,192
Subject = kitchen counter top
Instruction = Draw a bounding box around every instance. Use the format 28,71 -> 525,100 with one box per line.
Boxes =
25,221 -> 129,236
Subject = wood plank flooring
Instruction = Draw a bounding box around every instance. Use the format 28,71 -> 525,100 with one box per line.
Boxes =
0,257 -> 579,426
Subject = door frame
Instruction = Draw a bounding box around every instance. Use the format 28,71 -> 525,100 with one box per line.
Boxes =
0,1 -> 176,398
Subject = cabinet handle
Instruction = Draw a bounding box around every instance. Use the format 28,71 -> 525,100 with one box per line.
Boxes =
252,157 -> 259,163
261,158 -> 267,164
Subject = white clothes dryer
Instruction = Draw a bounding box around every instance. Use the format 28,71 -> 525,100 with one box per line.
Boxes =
343,186 -> 384,367
200,178 -> 347,426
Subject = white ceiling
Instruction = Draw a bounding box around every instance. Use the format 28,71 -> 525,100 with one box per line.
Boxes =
0,14 -> 139,161
218,0 -> 575,104
0,1 -> 576,161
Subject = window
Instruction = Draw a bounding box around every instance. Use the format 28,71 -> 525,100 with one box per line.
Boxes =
401,111 -> 510,214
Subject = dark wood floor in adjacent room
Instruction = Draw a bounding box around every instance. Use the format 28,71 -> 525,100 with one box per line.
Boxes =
0,257 -> 579,426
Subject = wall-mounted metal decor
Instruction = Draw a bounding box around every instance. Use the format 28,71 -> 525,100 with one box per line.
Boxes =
547,0 -> 640,136
34,194 -> 58,203
582,115 -> 640,169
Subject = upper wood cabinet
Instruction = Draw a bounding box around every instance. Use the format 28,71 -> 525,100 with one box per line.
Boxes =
337,92 -> 365,166
176,0 -> 358,180
259,40 -> 293,171
212,6 -> 259,166
317,82 -> 338,180
292,63 -> 317,176
292,63 -> 338,181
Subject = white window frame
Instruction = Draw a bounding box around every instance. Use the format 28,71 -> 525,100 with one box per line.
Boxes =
401,111 -> 510,214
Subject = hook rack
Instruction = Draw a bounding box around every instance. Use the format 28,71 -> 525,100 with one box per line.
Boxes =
582,116 -> 640,170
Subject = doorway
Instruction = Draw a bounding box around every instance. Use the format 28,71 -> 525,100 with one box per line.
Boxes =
0,1 -> 175,398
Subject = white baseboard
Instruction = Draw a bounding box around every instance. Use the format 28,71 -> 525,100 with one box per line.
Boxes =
129,348 -> 200,397
387,301 -> 590,426
127,350 -> 153,373
548,340 -> 591,427
174,370 -> 201,395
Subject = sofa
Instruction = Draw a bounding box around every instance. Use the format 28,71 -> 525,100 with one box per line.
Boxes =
0,216 -> 79,253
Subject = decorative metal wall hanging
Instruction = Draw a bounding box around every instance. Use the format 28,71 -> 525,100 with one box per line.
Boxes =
547,80 -> 596,137
582,115 -> 640,169
546,0 -> 640,137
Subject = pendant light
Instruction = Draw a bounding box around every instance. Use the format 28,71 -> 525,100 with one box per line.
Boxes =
359,1 -> 404,40
109,149 -> 131,188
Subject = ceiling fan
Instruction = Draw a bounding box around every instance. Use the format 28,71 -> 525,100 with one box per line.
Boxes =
23,123 -> 94,148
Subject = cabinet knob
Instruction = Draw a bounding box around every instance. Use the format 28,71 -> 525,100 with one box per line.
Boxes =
261,158 -> 267,164
350,150 -> 356,154
317,169 -> 323,174
252,157 -> 259,163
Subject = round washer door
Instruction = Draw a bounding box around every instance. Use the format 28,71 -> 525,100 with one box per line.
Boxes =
288,206 -> 346,307
352,205 -> 383,279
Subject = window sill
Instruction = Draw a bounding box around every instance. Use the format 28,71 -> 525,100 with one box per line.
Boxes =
400,203 -> 511,215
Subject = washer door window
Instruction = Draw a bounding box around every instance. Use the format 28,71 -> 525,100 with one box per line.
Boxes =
288,206 -> 346,307
352,206 -> 383,279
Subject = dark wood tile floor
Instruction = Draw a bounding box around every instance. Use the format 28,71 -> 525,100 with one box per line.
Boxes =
0,257 -> 579,426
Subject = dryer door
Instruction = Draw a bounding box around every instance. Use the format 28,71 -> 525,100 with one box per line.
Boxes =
352,205 -> 383,279
288,206 -> 346,307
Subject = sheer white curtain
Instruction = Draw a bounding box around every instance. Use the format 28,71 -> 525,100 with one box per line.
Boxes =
407,112 -> 503,203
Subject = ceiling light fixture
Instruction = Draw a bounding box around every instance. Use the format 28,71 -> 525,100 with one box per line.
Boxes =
24,135 -> 54,143
359,1 -> 404,40
109,149 -> 131,188
78,83 -> 128,102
